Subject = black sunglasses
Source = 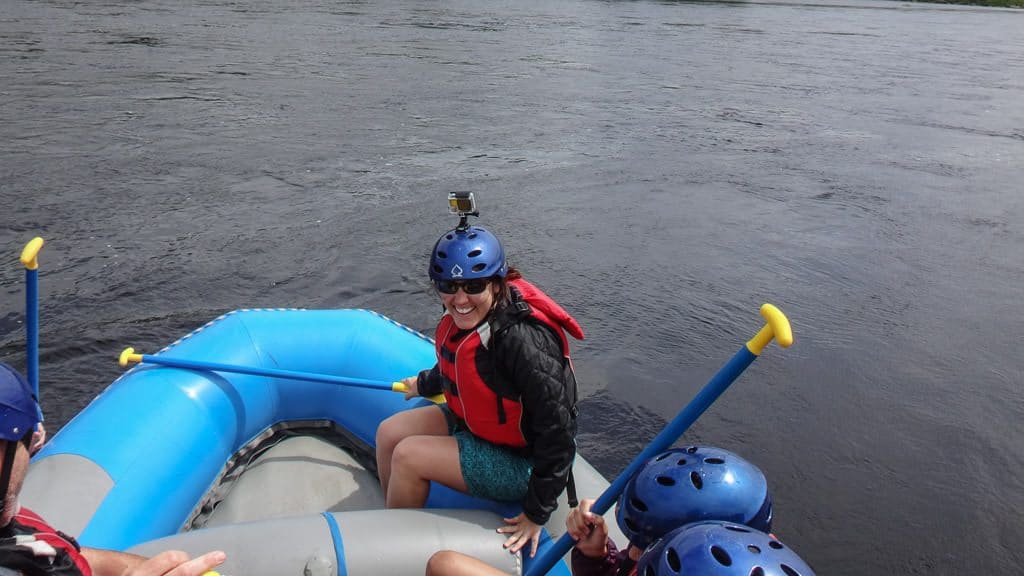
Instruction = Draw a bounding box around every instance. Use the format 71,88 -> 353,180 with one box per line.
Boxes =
434,278 -> 490,295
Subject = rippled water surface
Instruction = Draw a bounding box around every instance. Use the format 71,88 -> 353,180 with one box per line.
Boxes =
2,0 -> 1023,573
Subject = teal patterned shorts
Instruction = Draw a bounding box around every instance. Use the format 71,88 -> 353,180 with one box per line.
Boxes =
439,405 -> 533,502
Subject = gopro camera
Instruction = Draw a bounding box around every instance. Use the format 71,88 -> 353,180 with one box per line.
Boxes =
448,191 -> 477,216
448,191 -> 479,230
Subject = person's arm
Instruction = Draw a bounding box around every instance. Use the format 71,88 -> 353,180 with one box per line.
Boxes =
416,365 -> 443,397
565,499 -> 608,557
571,538 -> 621,576
567,499 -> 620,576
81,547 -> 147,575
495,321 -> 577,556
502,321 -> 576,525
82,548 -> 226,576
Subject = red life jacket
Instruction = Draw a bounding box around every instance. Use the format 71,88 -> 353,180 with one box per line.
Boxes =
2,507 -> 91,576
436,278 -> 584,448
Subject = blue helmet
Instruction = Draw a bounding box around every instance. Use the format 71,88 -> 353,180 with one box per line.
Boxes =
0,362 -> 39,442
428,226 -> 508,281
637,521 -> 816,576
617,446 -> 772,549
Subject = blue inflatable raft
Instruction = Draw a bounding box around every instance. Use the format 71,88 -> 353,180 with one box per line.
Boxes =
23,308 -> 623,576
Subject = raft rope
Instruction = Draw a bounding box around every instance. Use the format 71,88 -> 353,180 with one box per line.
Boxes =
320,512 -> 347,576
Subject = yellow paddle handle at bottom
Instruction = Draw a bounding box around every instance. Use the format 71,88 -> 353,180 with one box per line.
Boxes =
391,381 -> 446,404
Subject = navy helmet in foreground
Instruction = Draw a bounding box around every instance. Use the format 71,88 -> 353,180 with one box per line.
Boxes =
617,446 -> 773,549
638,520 -> 816,576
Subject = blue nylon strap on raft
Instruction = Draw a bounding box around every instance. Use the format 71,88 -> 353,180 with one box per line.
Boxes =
321,512 -> 347,576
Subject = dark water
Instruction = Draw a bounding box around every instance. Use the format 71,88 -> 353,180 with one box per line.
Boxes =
2,0 -> 1023,572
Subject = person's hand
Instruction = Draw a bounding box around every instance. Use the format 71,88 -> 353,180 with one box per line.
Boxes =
30,424 -> 46,455
497,513 -> 543,558
400,376 -> 419,400
124,550 -> 226,576
565,499 -> 608,558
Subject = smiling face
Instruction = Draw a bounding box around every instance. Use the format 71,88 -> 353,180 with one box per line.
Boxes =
439,279 -> 500,330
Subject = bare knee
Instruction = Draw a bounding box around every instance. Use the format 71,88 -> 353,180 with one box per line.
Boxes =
425,550 -> 463,576
391,437 -> 421,473
376,414 -> 405,452
426,550 -> 502,576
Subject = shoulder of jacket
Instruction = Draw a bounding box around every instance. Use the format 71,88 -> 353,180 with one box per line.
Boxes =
493,317 -> 561,354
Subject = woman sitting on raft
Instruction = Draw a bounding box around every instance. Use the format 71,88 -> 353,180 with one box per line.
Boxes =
375,208 -> 583,558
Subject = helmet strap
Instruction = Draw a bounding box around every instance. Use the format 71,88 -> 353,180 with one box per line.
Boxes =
0,441 -> 18,522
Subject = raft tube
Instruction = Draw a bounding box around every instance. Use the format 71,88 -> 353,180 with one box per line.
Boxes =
23,308 -> 622,575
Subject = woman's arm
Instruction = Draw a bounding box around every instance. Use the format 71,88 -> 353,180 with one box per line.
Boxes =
416,364 -> 443,397
497,321 -> 577,525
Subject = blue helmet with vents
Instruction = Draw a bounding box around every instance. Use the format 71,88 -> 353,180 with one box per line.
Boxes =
428,226 -> 508,281
617,446 -> 772,549
637,521 -> 816,576
0,362 -> 39,443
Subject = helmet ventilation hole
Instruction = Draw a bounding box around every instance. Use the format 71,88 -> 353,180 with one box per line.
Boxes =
468,249 -> 482,258
445,234 -> 454,240
468,232 -> 478,239
780,565 -> 801,576
472,263 -> 486,272
643,566 -> 657,576
690,471 -> 703,490
666,548 -> 682,572
676,458 -> 687,466
432,265 -> 443,273
437,251 -> 448,259
705,457 -> 725,465
751,569 -> 766,576
710,545 -> 733,566
686,446 -> 699,454
656,475 -> 676,487
748,545 -> 761,554
769,540 -> 784,549
629,497 -> 648,512
725,525 -> 752,533
624,517 -> 640,531
655,452 -> 672,462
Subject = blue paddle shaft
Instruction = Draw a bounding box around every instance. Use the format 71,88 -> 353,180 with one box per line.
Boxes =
525,345 -> 758,576
26,268 -> 42,419
136,354 -> 396,391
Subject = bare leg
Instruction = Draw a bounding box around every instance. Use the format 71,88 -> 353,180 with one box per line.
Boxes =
387,435 -> 467,508
425,550 -> 509,576
375,405 -> 448,494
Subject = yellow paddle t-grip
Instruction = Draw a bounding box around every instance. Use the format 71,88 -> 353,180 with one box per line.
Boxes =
119,347 -> 142,367
20,237 -> 44,270
745,303 -> 793,356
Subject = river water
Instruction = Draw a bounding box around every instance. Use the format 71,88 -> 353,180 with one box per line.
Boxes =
2,0 -> 1022,573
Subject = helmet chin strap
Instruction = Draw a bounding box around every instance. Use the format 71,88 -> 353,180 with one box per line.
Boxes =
0,441 -> 18,523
